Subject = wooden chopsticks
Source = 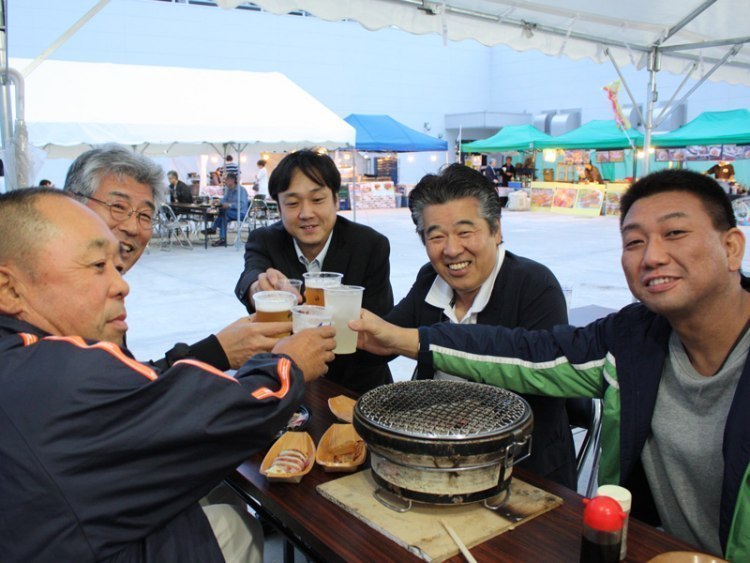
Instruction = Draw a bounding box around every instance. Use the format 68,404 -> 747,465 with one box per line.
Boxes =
440,519 -> 478,563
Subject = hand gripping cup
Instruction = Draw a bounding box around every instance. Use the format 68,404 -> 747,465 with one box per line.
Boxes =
291,305 -> 333,334
302,272 -> 343,306
324,285 -> 364,355
253,291 -> 297,336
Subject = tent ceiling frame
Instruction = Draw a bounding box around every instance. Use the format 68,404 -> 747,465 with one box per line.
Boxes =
394,0 -> 750,73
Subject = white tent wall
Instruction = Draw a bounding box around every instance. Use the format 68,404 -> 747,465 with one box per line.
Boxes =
8,0 -> 750,184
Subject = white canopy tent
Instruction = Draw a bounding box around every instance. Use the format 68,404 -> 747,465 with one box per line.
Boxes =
218,0 -> 750,173
10,58 -> 355,159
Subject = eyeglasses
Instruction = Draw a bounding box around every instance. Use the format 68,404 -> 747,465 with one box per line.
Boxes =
73,193 -> 155,230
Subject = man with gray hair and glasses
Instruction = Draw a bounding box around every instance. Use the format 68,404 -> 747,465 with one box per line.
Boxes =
64,144 -> 294,372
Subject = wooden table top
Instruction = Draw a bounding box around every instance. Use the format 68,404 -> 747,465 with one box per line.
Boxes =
227,378 -> 696,562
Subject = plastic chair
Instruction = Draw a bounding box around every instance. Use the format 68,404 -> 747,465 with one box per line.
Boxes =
566,397 -> 603,497
156,204 -> 193,251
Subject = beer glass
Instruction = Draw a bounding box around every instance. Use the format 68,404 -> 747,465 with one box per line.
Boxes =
324,285 -> 364,354
253,291 -> 297,336
302,272 -> 343,306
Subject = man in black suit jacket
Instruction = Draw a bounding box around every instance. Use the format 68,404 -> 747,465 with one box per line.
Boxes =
167,170 -> 194,204
235,149 -> 393,393
383,163 -> 576,488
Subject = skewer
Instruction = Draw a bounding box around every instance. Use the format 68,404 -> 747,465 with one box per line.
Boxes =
440,519 -> 478,563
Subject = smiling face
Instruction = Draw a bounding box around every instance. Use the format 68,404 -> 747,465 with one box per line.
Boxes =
423,197 -> 501,306
13,197 -> 130,345
86,173 -> 155,273
620,191 -> 745,320
278,169 -> 338,261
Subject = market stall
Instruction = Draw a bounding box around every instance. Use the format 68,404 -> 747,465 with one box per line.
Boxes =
341,114 -> 447,213
652,109 -> 750,192
529,121 -> 644,216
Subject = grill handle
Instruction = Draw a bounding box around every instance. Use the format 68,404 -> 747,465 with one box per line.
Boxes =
505,433 -> 532,467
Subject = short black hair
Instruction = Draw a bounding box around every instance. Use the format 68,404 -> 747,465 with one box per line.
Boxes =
620,169 -> 736,231
225,172 -> 238,182
408,163 -> 502,242
268,149 -> 340,202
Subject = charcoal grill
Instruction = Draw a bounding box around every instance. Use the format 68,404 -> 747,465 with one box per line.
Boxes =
353,380 -> 533,512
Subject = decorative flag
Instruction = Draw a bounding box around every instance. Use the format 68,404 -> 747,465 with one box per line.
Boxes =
603,80 -> 631,130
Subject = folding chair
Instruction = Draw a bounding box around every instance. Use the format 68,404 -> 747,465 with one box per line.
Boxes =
157,204 -> 193,251
566,397 -> 603,496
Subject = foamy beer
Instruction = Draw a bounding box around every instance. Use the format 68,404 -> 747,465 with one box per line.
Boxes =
253,291 -> 297,335
302,272 -> 343,306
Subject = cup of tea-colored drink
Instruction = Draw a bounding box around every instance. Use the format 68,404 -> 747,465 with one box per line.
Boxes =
302,272 -> 343,306
291,305 -> 333,334
324,285 -> 364,354
253,291 -> 297,335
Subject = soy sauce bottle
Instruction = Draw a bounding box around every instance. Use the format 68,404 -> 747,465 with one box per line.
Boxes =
580,495 -> 627,563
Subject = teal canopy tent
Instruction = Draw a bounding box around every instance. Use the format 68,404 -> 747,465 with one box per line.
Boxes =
653,109 -> 750,147
536,120 -> 644,150
462,124 -> 552,152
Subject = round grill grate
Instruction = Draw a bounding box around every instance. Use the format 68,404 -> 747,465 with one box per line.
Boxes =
356,380 -> 529,439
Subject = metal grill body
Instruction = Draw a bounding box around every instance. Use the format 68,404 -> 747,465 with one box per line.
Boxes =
353,381 -> 534,507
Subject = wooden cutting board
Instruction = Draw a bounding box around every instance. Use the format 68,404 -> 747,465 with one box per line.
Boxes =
317,470 -> 563,562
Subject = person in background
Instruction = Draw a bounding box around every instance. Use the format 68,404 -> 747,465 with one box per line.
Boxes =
235,149 -> 393,393
64,144 -> 288,373
581,162 -> 604,184
255,159 -> 269,197
222,154 -> 240,180
0,188 -> 335,563
484,158 -> 499,187
352,169 -> 750,561
167,170 -> 194,204
207,172 -> 249,247
384,163 -> 576,487
705,160 -> 735,184
499,156 -> 516,207
38,179 -> 53,187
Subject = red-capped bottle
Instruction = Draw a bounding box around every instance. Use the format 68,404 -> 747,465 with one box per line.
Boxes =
580,495 -> 627,563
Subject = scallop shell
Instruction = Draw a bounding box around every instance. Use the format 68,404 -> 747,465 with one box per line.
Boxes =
260,431 -> 315,483
328,395 -> 356,423
316,423 -> 367,473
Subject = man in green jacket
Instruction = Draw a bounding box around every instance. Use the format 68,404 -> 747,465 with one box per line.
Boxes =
353,169 -> 750,561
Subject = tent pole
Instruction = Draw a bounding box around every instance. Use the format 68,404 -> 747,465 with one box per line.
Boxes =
234,142 -> 248,251
21,0 -> 110,78
604,48 -> 644,126
351,150 -> 357,223
642,48 -> 660,176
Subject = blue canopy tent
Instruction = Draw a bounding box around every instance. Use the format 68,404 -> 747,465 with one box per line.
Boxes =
343,114 -> 447,219
344,114 -> 448,152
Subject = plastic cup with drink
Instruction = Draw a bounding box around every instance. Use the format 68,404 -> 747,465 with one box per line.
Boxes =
291,305 -> 333,334
252,291 -> 297,336
302,272 -> 343,306
324,285 -> 364,355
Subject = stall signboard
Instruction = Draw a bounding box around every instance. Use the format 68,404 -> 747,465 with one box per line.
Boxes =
551,185 -> 604,217
595,150 -> 625,163
350,181 -> 396,209
529,183 -> 555,211
604,183 -> 630,216
655,144 -> 750,162
529,182 -> 604,216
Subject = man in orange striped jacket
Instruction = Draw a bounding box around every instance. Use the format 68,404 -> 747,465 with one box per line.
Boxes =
0,189 -> 335,562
